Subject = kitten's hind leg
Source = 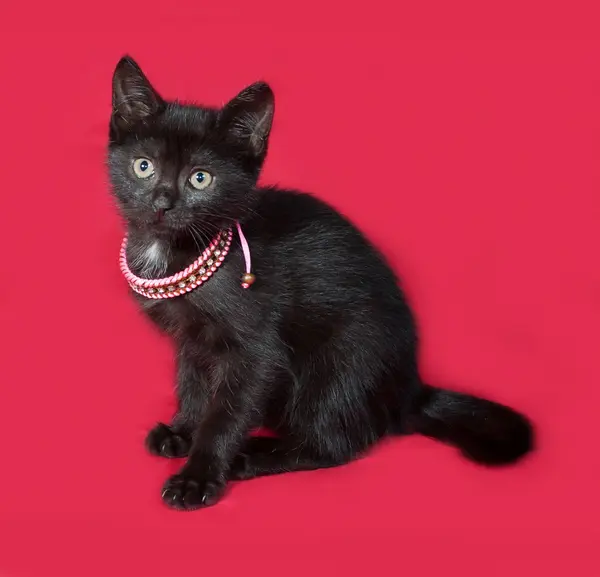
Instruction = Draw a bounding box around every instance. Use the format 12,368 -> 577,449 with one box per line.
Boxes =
146,422 -> 193,458
229,437 -> 351,480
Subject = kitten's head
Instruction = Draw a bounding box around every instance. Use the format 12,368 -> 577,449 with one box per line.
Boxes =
107,56 -> 274,239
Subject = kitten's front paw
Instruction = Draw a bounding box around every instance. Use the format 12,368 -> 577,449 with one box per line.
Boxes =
161,471 -> 225,511
146,423 -> 191,458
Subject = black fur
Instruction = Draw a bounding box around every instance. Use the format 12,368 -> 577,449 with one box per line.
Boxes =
107,56 -> 534,511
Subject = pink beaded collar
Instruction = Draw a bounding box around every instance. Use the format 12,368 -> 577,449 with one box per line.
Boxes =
120,222 -> 255,299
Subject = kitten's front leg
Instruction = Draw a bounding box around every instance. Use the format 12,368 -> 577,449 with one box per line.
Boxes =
146,347 -> 211,459
160,354 -> 269,510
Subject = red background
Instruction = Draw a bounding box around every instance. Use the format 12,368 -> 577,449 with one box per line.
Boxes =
0,0 -> 598,575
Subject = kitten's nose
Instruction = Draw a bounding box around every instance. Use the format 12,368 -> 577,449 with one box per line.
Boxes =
152,194 -> 174,212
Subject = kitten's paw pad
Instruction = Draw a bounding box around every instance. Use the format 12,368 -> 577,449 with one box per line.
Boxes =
161,473 -> 225,511
145,423 -> 191,458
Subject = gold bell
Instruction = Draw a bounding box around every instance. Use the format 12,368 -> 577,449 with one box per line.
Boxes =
241,273 -> 256,289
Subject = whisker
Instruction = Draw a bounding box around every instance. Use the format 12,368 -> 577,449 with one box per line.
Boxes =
187,224 -> 202,255
189,223 -> 212,250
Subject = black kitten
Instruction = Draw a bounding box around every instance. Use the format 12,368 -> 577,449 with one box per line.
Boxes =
107,56 -> 534,511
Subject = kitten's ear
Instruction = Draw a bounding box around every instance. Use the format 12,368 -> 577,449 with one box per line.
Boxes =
111,56 -> 164,132
219,82 -> 274,159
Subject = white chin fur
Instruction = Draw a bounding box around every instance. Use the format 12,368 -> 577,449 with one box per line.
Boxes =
131,240 -> 169,278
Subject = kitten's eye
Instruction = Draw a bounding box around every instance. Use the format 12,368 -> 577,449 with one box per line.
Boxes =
133,158 -> 155,179
189,170 -> 213,191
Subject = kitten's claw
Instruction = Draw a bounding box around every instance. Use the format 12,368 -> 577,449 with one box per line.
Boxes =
161,472 -> 225,511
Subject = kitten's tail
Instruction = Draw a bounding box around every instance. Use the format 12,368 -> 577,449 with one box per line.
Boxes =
408,384 -> 534,465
